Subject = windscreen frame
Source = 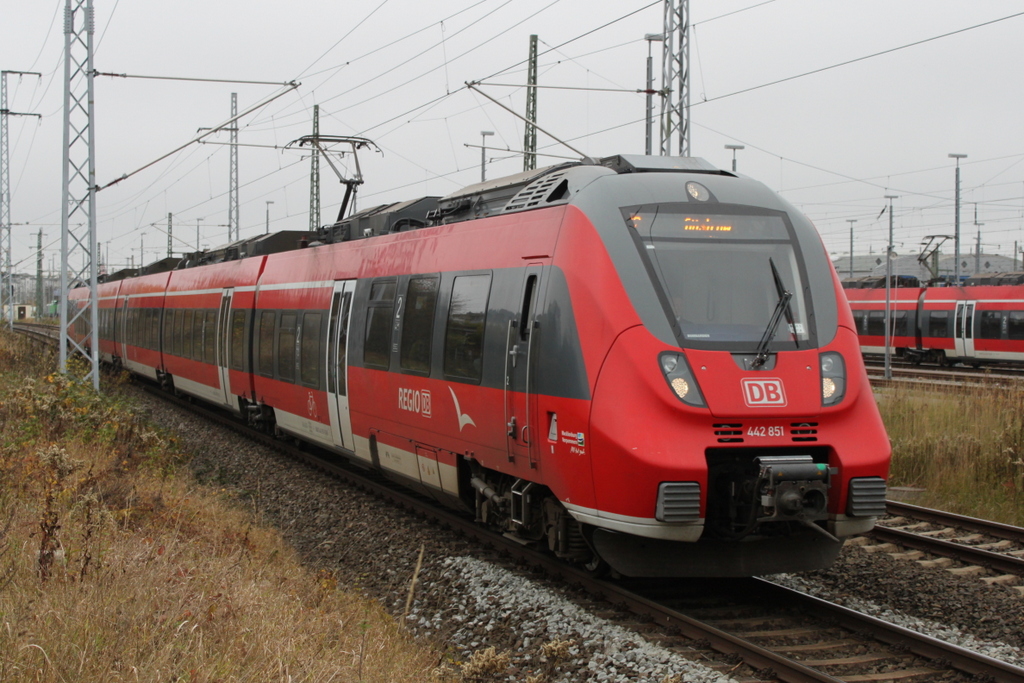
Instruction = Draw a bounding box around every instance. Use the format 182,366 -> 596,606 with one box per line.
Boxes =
622,202 -> 819,352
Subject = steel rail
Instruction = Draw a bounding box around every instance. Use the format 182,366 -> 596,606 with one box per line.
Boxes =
753,578 -> 1024,683
886,500 -> 1024,541
870,525 -> 1024,575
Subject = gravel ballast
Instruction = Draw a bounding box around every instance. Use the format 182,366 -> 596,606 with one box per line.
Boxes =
131,386 -> 1024,681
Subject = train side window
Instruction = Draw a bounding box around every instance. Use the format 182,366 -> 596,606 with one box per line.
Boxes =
979,311 -> 1003,340
926,310 -> 950,338
444,274 -> 491,383
364,280 -> 396,369
113,308 -> 120,343
850,310 -> 864,334
892,311 -> 908,336
164,309 -> 176,354
204,310 -> 217,363
151,309 -> 160,350
300,312 -> 323,387
191,310 -> 202,359
1008,312 -> 1024,340
400,277 -> 438,374
230,310 -> 246,371
258,310 -> 276,376
183,310 -> 194,359
278,313 -> 297,382
174,309 -> 185,356
866,311 -> 885,336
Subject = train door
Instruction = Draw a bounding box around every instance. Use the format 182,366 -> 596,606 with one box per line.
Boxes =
326,280 -> 357,453
216,289 -> 234,406
119,297 -> 129,361
954,301 -> 977,359
505,266 -> 542,467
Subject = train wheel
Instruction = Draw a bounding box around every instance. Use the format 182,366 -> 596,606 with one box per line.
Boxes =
583,555 -> 610,578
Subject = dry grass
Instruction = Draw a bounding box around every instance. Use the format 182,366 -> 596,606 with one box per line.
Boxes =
0,333 -> 441,682
878,381 -> 1024,526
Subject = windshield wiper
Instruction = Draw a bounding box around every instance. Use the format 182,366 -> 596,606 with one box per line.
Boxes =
752,259 -> 794,368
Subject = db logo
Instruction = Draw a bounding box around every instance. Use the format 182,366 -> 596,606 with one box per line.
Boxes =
741,378 -> 787,407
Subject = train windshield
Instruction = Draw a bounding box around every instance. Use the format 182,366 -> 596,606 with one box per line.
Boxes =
623,204 -> 814,351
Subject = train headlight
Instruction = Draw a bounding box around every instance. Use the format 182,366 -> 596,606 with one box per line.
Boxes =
660,352 -> 705,407
820,352 -> 846,406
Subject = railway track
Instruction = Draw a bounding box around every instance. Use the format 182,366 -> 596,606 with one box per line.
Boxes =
864,501 -> 1024,592
864,359 -> 1024,387
12,323 -> 1024,682
144,384 -> 1024,683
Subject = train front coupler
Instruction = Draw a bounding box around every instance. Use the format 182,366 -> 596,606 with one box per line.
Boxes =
754,455 -> 837,541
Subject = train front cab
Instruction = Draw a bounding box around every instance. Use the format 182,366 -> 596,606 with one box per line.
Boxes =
566,166 -> 891,577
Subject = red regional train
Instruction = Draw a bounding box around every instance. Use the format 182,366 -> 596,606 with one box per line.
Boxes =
843,273 -> 1024,366
69,155 -> 891,577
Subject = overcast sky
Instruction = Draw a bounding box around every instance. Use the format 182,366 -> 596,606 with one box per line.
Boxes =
3,0 -> 1024,275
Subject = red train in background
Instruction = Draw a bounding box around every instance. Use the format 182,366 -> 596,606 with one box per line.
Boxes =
843,273 -> 1024,366
70,155 -> 891,577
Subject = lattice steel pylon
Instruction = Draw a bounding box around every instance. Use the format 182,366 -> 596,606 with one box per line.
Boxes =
228,92 -> 239,242
659,0 -> 690,157
309,104 -> 320,232
523,34 -> 538,172
59,0 -> 100,390
1,70 -> 41,329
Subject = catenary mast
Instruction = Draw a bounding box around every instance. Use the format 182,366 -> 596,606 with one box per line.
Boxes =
659,0 -> 689,157
1,70 -> 41,328
523,35 -> 538,172
59,0 -> 100,391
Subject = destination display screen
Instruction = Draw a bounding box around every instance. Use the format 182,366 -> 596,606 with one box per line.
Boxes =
624,209 -> 790,241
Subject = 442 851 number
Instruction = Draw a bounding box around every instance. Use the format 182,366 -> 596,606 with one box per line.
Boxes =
747,425 -> 784,437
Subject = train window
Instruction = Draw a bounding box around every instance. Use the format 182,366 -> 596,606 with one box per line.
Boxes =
866,311 -> 885,337
278,313 -> 297,382
204,310 -> 217,363
1009,312 -> 1024,340
850,311 -> 866,334
926,310 -> 950,338
625,206 -> 814,350
152,309 -> 160,350
174,309 -> 186,356
230,310 -> 246,371
400,277 -> 438,374
364,280 -> 396,369
444,274 -> 491,383
300,312 -> 323,387
183,310 -> 193,359
337,294 -> 352,395
519,275 -> 537,342
892,311 -> 908,336
979,311 -> 1004,340
164,309 -> 175,353
258,310 -> 276,376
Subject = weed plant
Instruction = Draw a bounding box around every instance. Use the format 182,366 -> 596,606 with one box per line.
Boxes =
0,333 -> 440,682
878,381 -> 1024,526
